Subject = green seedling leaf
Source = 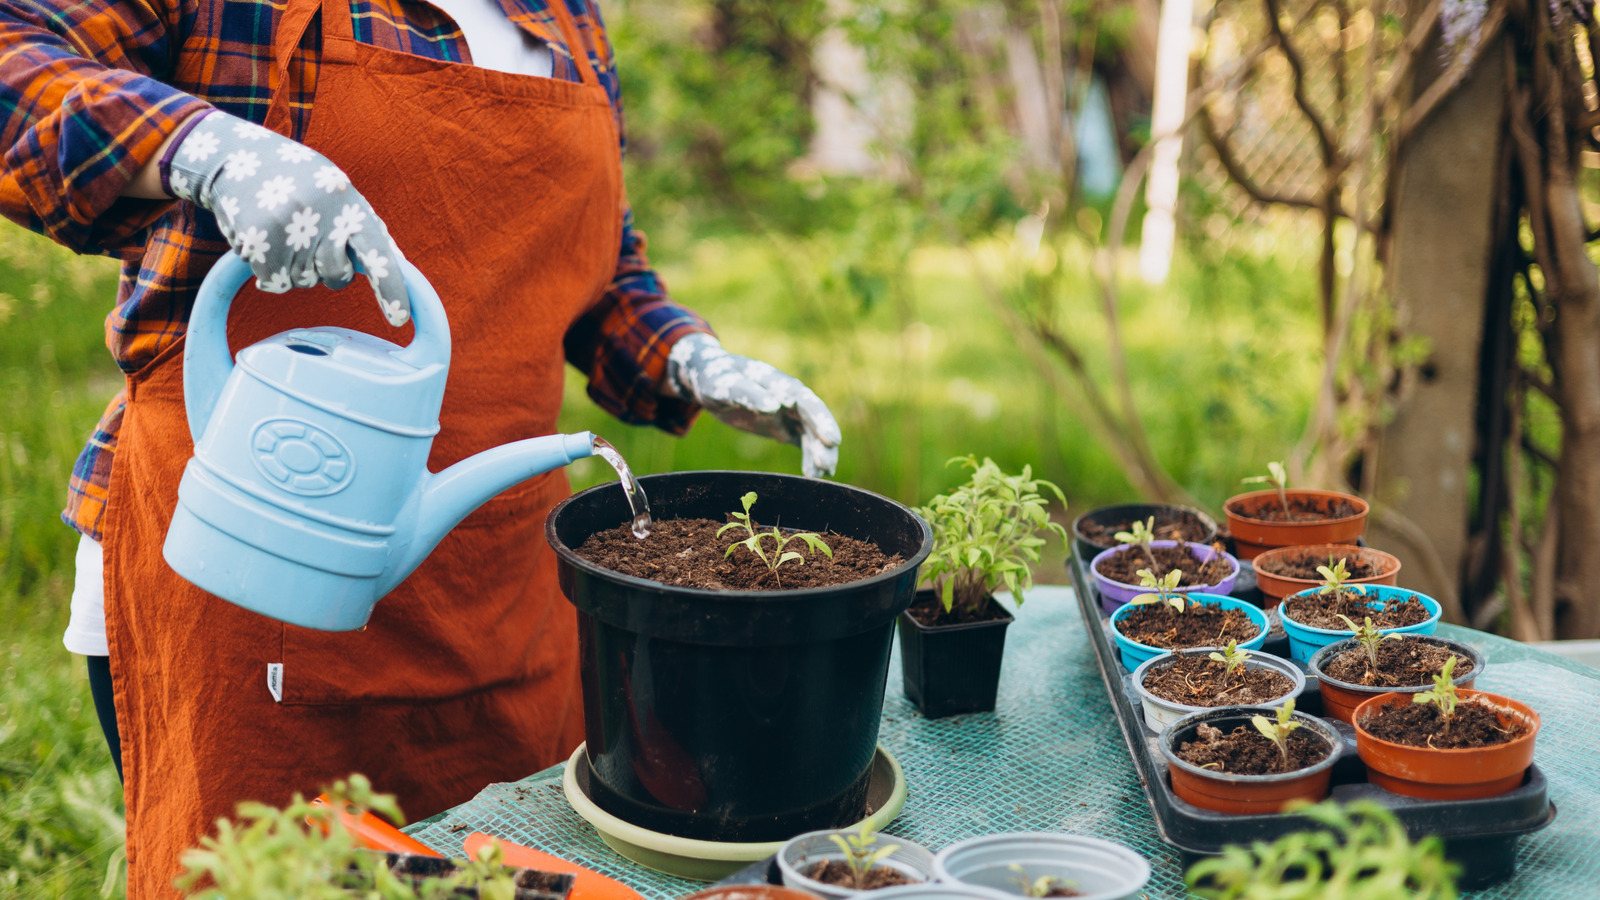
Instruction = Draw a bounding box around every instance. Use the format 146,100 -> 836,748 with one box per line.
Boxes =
1242,460 -> 1291,516
1413,655 -> 1460,719
1251,699 -> 1302,772
1208,640 -> 1250,679
719,493 -> 832,587
1335,614 -> 1400,674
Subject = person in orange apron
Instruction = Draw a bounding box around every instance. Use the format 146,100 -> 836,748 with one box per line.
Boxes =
0,0 -> 839,896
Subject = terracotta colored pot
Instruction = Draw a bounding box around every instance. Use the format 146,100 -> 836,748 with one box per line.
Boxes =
1354,690 -> 1540,800
1250,543 -> 1399,605
1160,707 -> 1342,815
1309,635 -> 1483,724
1223,490 -> 1369,561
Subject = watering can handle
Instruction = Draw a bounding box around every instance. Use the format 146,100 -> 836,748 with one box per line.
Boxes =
183,250 -> 451,442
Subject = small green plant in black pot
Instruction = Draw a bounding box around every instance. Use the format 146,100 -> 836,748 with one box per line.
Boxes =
898,456 -> 1068,718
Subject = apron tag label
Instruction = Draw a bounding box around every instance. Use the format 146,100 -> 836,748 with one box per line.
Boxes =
267,664 -> 284,703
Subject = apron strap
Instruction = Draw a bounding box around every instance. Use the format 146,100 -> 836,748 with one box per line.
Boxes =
264,0 -> 357,134
547,0 -> 600,89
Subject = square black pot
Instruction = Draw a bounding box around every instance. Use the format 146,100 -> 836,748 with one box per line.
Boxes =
897,591 -> 1015,718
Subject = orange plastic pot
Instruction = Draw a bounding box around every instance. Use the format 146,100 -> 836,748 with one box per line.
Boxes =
1251,543 -> 1399,605
1224,490 -> 1369,561
1309,635 -> 1483,724
1160,707 -> 1342,815
1354,690 -> 1540,800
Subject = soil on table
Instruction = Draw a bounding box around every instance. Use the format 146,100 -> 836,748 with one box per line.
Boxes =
1078,509 -> 1211,549
576,518 -> 902,591
1360,698 -> 1528,749
1177,722 -> 1331,775
1255,548 -> 1382,580
1232,494 -> 1362,523
1094,542 -> 1233,588
906,592 -> 1009,626
1322,638 -> 1475,687
1283,588 -> 1430,631
1143,653 -> 1295,707
1040,888 -> 1082,898
803,861 -> 918,890
1115,603 -> 1261,650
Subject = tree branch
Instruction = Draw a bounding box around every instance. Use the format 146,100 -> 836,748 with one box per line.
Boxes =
1262,0 -> 1339,160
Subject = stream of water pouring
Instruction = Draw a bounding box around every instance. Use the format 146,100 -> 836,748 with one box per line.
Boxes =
592,436 -> 653,539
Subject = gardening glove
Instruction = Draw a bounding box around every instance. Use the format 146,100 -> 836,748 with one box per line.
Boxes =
665,333 -> 841,478
164,110 -> 411,326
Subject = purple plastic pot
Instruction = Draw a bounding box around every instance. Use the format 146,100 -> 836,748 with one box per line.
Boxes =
1090,541 -> 1240,615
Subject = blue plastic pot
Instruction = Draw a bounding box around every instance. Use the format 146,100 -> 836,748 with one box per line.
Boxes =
1109,593 -> 1269,670
1277,584 -> 1442,663
1089,541 -> 1240,615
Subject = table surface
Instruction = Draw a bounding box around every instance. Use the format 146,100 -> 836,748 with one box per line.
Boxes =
405,586 -> 1599,899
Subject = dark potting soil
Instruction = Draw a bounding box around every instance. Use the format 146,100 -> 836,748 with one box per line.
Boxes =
803,861 -> 918,890
1078,510 -> 1211,549
1177,722 -> 1330,775
1143,653 -> 1295,707
1094,543 -> 1232,588
1233,494 -> 1362,523
1115,604 -> 1261,650
906,592 -> 1008,626
575,518 -> 902,591
1283,588 -> 1430,631
1255,548 -> 1381,580
1360,698 -> 1527,749
1322,639 -> 1475,687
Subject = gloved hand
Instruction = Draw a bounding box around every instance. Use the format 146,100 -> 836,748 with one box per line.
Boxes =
666,333 -> 841,478
164,110 -> 410,326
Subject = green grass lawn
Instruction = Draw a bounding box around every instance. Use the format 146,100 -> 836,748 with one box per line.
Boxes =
0,214 -> 1320,897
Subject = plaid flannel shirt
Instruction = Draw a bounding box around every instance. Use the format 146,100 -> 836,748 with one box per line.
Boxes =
0,0 -> 711,540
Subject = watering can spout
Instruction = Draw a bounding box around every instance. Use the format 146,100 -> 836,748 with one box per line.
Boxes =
391,431 -> 595,592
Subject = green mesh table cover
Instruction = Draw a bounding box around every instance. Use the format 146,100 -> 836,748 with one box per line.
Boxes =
404,587 -> 1597,898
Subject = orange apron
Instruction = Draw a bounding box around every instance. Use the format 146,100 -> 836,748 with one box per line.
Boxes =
102,0 -> 622,895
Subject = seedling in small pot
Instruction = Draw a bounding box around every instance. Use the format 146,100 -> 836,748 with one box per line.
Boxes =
827,823 -> 902,891
1413,655 -> 1462,723
1316,556 -> 1366,600
1208,640 -> 1251,688
1241,460 -> 1291,517
1129,568 -> 1187,612
1114,516 -> 1159,571
1252,700 -> 1303,773
1336,614 -> 1400,680
1008,864 -> 1079,898
718,492 -> 832,588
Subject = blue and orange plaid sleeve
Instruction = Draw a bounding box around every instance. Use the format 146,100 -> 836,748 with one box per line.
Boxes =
0,0 -> 212,256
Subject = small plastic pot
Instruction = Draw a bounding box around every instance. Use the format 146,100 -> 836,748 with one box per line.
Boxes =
685,888 -> 823,900
1308,634 -> 1484,724
869,886 -> 1012,900
1132,649 -> 1305,732
1071,503 -> 1218,569
933,833 -> 1151,900
1278,584 -> 1442,663
897,591 -> 1014,719
1160,706 -> 1342,815
1109,593 -> 1269,670
1223,489 -> 1369,561
1250,543 -> 1400,606
1354,689 -> 1541,800
1090,541 -> 1240,615
778,830 -> 937,900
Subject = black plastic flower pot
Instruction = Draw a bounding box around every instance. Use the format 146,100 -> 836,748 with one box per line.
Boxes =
546,471 -> 933,843
897,590 -> 1014,718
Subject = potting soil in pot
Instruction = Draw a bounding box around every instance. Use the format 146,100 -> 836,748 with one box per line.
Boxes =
1079,510 -> 1210,549
1283,588 -> 1430,630
1360,700 -> 1529,749
1144,656 -> 1294,707
1323,640 -> 1475,687
576,519 -> 902,590
1256,550 -> 1381,580
904,593 -> 1008,626
1094,543 -> 1231,587
1176,722 -> 1330,775
1115,604 -> 1260,650
1235,495 -> 1362,523
802,862 -> 918,890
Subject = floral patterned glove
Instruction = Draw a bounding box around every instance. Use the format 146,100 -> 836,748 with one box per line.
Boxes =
164,110 -> 411,326
666,333 -> 841,477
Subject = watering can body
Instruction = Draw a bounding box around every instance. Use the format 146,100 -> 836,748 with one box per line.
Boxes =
162,252 -> 594,631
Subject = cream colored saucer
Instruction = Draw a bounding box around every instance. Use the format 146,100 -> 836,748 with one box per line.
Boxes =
561,742 -> 907,882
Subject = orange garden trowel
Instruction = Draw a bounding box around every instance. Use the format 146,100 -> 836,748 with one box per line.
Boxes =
463,833 -> 644,900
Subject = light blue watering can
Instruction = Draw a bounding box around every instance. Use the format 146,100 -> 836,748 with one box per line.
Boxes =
162,252 -> 595,631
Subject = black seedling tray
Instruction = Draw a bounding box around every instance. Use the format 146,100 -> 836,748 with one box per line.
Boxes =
1068,545 -> 1556,890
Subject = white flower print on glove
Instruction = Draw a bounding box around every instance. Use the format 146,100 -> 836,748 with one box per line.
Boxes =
665,333 -> 842,478
166,110 -> 410,326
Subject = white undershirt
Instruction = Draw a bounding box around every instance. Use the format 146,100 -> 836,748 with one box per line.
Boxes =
63,9 -> 553,658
